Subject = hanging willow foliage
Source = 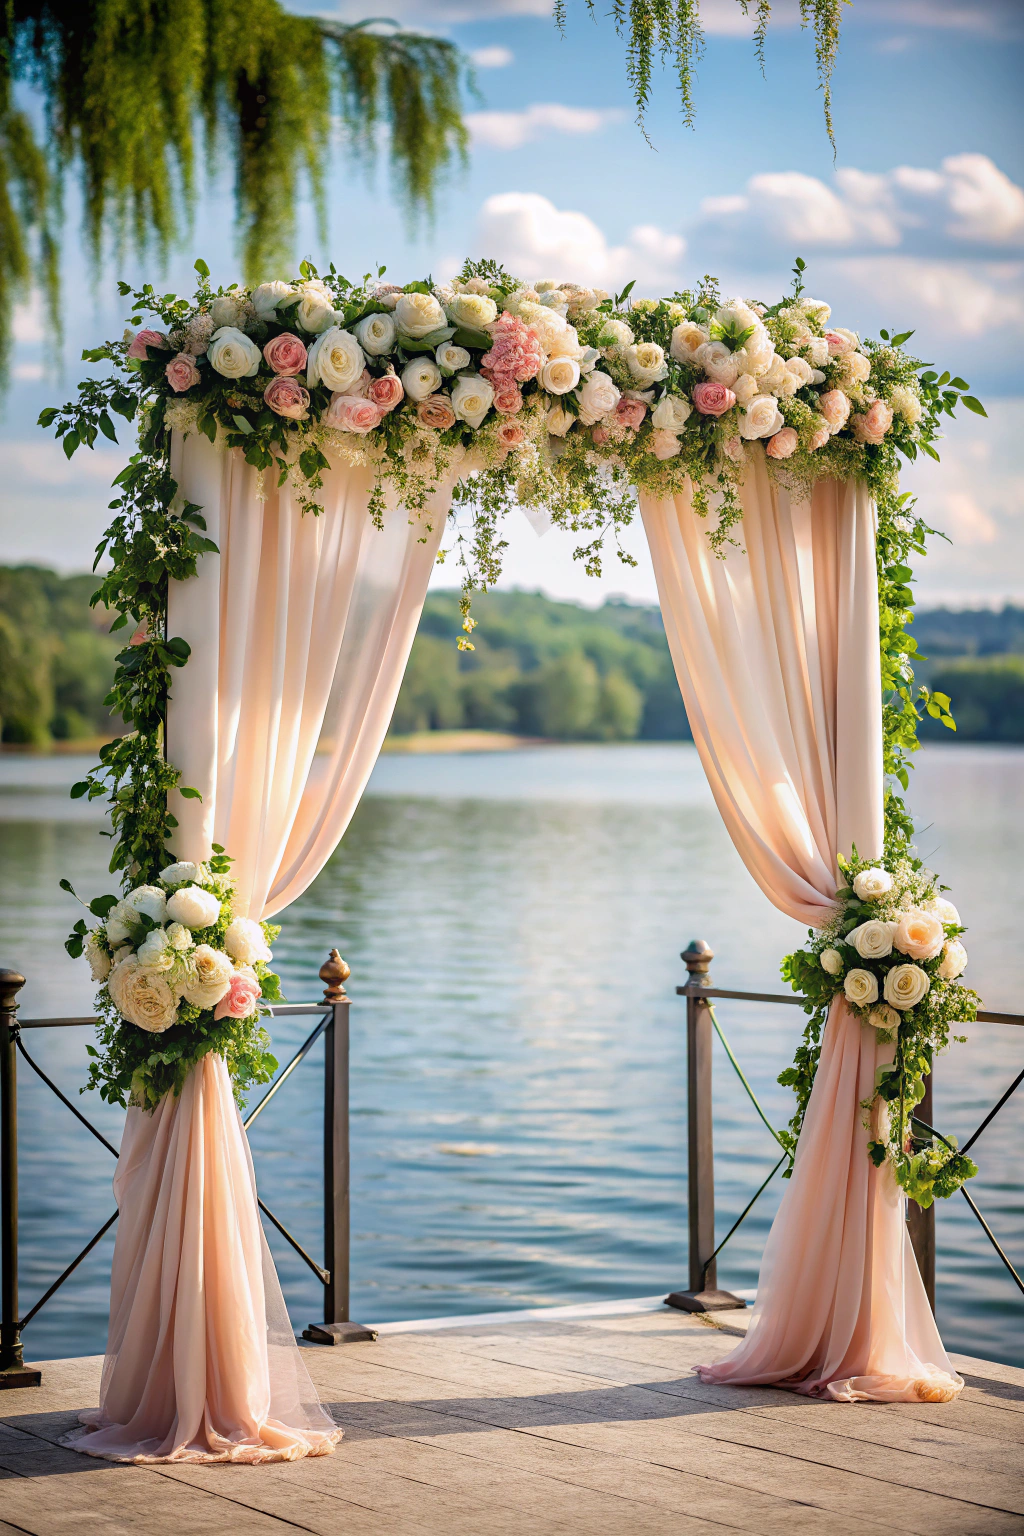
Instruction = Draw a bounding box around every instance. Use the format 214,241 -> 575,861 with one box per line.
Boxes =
0,1 -> 468,384
556,0 -> 845,148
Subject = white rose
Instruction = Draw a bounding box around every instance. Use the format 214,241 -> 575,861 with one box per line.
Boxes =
624,342 -> 668,387
844,968 -> 879,1007
651,394 -> 693,432
85,930 -> 111,983
395,291 -> 447,338
125,885 -> 168,923
852,867 -> 894,901
820,947 -> 843,976
208,326 -> 261,379
732,324 -> 775,377
936,940 -> 968,980
696,341 -> 741,387
103,900 -> 137,946
799,296 -> 831,324
546,404 -> 574,437
670,321 -> 708,364
731,373 -> 759,407
540,356 -> 581,396
401,358 -> 443,401
757,356 -> 789,395
307,327 -> 366,393
136,927 -> 174,973
829,326 -> 860,354
293,281 -> 338,335
716,298 -> 760,334
576,370 -> 620,425
598,317 -> 635,352
543,322 -> 585,360
166,884 -> 222,930
354,312 -> 397,356
840,352 -> 871,386
108,956 -> 179,1033
451,373 -> 495,429
867,1004 -> 900,1035
167,922 -> 194,951
436,342 -> 471,373
889,383 -> 924,425
160,861 -> 208,887
210,291 -> 247,329
738,395 -> 784,440
805,335 -> 830,368
923,896 -> 960,927
846,920 -> 898,960
251,281 -> 297,320
884,963 -> 931,1011
785,356 -> 814,387
447,292 -> 498,331
223,916 -> 273,966
180,944 -> 234,1010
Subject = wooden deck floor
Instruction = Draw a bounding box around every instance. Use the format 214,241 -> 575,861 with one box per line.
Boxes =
3,1303 -> 1023,1535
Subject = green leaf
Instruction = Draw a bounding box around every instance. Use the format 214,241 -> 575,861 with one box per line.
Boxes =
961,396 -> 987,417
62,431 -> 80,458
232,414 -> 253,434
178,786 -> 203,800
89,894 -> 119,918
37,407 -> 59,428
59,877 -> 78,895
97,413 -> 118,442
194,258 -> 210,278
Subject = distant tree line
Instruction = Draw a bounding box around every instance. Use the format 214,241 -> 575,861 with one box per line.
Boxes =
3,567 -> 1024,747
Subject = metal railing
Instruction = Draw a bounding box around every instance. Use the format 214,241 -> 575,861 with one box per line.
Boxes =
0,948 -> 374,1391
666,939 -> 1024,1315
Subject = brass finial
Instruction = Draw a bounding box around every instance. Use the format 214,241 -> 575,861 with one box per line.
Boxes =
320,948 -> 351,1003
681,939 -> 713,985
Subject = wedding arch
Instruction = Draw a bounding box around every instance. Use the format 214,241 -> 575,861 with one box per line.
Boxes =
43,257 -> 984,1460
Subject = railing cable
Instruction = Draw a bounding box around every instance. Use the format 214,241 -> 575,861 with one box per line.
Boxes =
912,1114 -> 1024,1298
16,1034 -> 119,1157
706,1003 -> 791,1156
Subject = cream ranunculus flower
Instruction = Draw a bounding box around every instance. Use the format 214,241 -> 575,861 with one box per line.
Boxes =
868,1003 -> 900,1035
820,947 -> 843,976
738,394 -> 784,440
354,312 -> 397,356
540,356 -> 581,395
401,358 -> 443,401
543,322 -> 585,360
576,370 -> 620,425
104,900 -> 139,946
85,929 -> 111,983
884,963 -> 931,1011
447,292 -> 498,331
844,968 -> 879,1007
785,356 -> 814,387
696,340 -> 741,387
108,956 -> 179,1032
624,341 -> 669,387
852,866 -> 894,901
731,324 -> 775,377
936,940 -> 968,980
799,296 -> 832,324
923,896 -> 961,926
252,281 -> 297,319
436,341 -> 471,374
180,944 -> 234,1010
840,351 -> 871,386
395,291 -> 447,338
451,373 -> 495,429
292,280 -> 338,334
669,320 -> 708,364
804,335 -> 830,368
892,909 -> 945,961
166,922 -> 194,951
651,394 -> 693,432
223,916 -> 273,966
208,326 -> 261,379
160,860 -> 208,887
307,327 -> 366,393
210,290 -> 247,329
846,919 -> 898,960
166,884 -> 222,930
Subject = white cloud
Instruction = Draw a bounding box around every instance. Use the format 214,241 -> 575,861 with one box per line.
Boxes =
12,362 -> 44,382
834,256 -> 1024,338
475,192 -> 685,289
465,103 -> 624,151
470,46 -> 514,68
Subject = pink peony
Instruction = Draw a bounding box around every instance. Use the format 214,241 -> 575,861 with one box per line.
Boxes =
128,328 -> 169,359
824,329 -> 855,356
480,312 -> 543,387
368,373 -> 404,413
264,376 -> 310,419
213,968 -> 262,1022
808,422 -> 831,452
819,389 -> 851,432
325,393 -> 382,434
692,381 -> 736,418
648,428 -> 681,460
852,400 -> 894,445
493,384 -> 524,414
262,332 -> 307,377
614,397 -> 648,431
165,352 -> 201,393
766,426 -> 799,460
496,420 -> 527,449
417,395 -> 457,431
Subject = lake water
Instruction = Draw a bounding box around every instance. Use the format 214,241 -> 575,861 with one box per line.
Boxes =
1,743 -> 1020,1367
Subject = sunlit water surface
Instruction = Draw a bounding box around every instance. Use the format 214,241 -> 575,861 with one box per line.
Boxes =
1,743 -> 1020,1365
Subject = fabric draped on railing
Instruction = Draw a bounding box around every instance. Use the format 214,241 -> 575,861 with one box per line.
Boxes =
640,452 -> 962,1403
69,432 -> 452,1463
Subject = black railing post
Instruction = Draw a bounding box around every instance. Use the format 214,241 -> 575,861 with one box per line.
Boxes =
667,941 -> 745,1315
303,951 -> 375,1346
1,968 -> 41,1388
907,1070 -> 936,1311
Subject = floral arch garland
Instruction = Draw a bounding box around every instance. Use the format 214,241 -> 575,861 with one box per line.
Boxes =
45,256 -> 983,1213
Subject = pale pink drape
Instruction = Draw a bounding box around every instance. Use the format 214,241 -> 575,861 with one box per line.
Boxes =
70,433 -> 451,1463
641,452 -> 962,1403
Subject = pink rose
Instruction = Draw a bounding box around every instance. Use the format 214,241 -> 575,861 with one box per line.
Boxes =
765,426 -> 799,460
723,436 -> 744,463
264,376 -> 310,419
893,909 -> 945,961
325,393 -> 382,434
368,373 -> 404,413
262,332 -> 307,377
692,381 -> 736,417
417,395 -> 457,431
825,329 -> 855,356
496,421 -> 526,449
350,369 -> 372,399
852,400 -> 893,445
493,384 -> 523,415
165,352 -> 201,393
128,328 -> 169,359
614,397 -> 648,431
819,389 -> 851,432
592,425 -> 611,446
213,968 -> 262,1022
648,428 -> 681,461
808,422 -> 831,452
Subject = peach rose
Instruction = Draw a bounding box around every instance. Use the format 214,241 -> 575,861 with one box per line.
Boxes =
692,381 -> 736,417
493,384 -> 524,414
648,428 -> 681,460
496,421 -> 526,449
723,435 -> 744,463
368,373 -> 404,412
766,426 -> 799,460
213,967 -> 262,1022
262,332 -> 307,377
852,400 -> 893,445
165,352 -> 201,393
128,328 -> 169,359
614,397 -> 648,430
417,395 -> 457,431
808,421 -> 831,451
325,393 -> 382,433
893,909 -> 945,961
264,376 -> 310,419
819,389 -> 851,433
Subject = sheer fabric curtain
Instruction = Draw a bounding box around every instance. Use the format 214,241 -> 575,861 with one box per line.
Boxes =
71,432 -> 451,1463
640,453 -> 962,1403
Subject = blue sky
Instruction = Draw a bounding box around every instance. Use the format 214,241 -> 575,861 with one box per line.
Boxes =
3,0 -> 1022,606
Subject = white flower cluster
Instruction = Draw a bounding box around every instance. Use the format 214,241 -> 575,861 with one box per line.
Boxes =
83,862 -> 272,1034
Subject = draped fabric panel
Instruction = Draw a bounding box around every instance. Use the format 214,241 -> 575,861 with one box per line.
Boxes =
640,453 -> 962,1402
70,434 -> 451,1463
